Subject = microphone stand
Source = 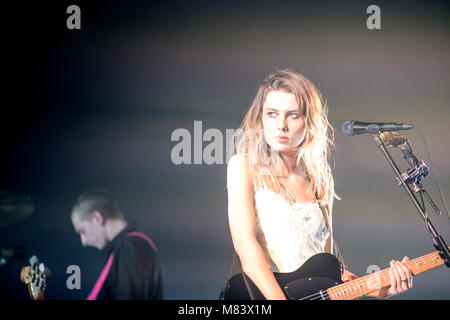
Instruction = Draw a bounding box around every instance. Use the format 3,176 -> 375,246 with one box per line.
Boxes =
372,133 -> 450,268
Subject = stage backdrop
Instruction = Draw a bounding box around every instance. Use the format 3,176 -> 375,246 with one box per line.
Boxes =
1,1 -> 449,299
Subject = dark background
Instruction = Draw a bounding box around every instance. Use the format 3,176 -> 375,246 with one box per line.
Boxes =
0,1 -> 449,300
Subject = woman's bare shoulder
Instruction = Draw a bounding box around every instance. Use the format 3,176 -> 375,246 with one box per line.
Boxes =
227,153 -> 247,170
227,154 -> 252,189
229,153 -> 253,174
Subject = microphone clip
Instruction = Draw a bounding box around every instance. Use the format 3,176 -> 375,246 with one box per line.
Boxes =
379,132 -> 429,192
395,160 -> 429,192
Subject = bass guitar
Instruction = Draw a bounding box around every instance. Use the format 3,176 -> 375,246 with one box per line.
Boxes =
20,255 -> 51,300
220,248 -> 448,300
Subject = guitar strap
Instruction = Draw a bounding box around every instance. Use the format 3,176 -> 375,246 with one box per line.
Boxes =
229,251 -> 242,278
86,231 -> 157,300
318,203 -> 346,273
228,251 -> 257,300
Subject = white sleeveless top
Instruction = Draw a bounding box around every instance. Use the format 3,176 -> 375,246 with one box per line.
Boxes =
254,189 -> 330,273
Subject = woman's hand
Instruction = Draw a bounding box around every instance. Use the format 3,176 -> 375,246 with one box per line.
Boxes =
343,257 -> 414,299
386,256 -> 413,297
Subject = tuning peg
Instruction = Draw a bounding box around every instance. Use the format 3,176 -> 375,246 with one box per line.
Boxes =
29,255 -> 38,266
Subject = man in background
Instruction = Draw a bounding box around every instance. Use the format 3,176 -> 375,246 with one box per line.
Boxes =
71,188 -> 163,300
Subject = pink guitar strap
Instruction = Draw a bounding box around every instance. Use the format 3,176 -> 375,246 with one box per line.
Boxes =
86,231 -> 157,300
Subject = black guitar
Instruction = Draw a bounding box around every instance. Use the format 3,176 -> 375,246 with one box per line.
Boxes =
220,248 -> 448,300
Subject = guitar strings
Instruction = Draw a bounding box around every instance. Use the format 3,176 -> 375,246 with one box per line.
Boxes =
299,291 -> 331,300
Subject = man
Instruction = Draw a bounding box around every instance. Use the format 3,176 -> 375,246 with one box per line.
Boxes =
71,188 -> 163,300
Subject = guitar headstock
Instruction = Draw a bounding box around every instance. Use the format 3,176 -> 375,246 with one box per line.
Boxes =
20,255 -> 51,300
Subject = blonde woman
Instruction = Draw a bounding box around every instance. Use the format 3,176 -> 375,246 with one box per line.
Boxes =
225,69 -> 412,300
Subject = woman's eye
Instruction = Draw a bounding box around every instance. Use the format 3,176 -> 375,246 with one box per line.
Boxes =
289,113 -> 299,119
267,112 -> 277,117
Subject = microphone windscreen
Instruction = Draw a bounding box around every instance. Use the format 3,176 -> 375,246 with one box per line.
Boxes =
342,121 -> 355,136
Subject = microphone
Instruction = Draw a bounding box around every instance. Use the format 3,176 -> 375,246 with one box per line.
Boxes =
342,120 -> 414,136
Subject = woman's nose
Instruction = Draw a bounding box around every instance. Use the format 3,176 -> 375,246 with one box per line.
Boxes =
277,117 -> 288,132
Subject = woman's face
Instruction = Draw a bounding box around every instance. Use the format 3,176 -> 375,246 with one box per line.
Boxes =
261,90 -> 306,156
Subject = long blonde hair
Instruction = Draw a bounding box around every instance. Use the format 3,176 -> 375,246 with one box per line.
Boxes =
233,69 -> 339,209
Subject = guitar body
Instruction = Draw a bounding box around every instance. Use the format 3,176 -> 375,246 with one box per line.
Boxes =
221,247 -> 448,300
220,253 -> 343,300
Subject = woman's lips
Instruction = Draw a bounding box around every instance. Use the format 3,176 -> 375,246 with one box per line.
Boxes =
275,136 -> 288,143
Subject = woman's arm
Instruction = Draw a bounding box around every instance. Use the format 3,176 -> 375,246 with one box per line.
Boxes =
227,154 -> 287,300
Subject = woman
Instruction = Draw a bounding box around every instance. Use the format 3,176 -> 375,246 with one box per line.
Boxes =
226,69 -> 413,300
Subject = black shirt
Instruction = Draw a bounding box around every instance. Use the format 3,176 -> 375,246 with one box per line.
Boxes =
97,222 -> 163,300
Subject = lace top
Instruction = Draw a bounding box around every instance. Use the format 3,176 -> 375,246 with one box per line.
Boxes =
254,189 -> 330,273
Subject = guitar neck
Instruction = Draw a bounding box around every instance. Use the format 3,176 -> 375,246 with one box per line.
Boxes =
326,249 -> 446,300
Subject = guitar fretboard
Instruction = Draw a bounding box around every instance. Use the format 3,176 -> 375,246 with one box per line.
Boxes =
326,250 -> 446,300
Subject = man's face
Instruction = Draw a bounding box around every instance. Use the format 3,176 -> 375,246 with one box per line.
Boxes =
72,212 -> 108,250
